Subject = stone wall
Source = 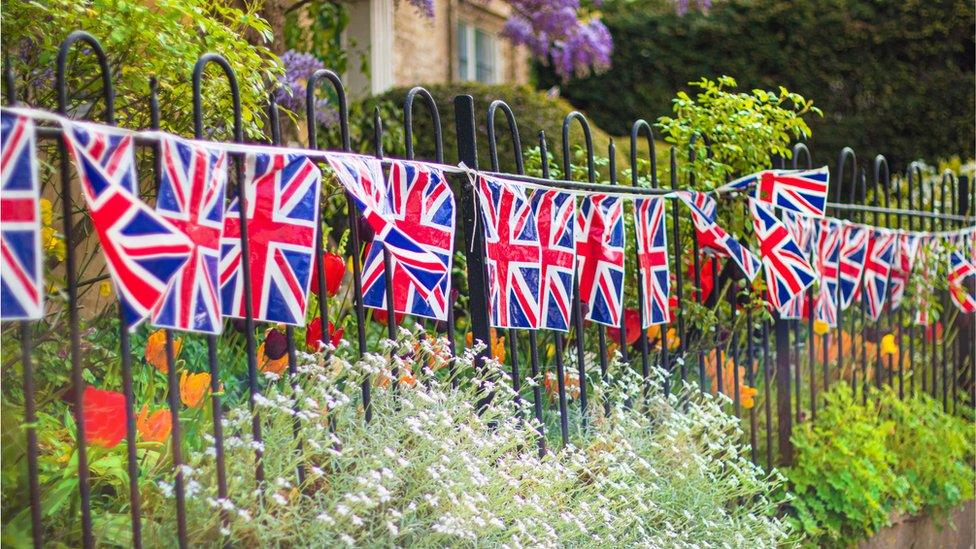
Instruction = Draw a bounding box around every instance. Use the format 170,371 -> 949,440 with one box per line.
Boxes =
860,500 -> 975,549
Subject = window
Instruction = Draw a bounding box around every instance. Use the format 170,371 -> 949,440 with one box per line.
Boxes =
456,22 -> 497,84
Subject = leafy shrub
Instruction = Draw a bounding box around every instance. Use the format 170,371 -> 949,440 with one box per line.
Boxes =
125,331 -> 798,547
786,384 -> 974,546
537,0 -> 975,170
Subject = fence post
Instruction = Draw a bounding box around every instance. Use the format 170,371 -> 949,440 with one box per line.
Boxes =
775,314 -> 793,465
958,175 -> 974,408
454,95 -> 492,372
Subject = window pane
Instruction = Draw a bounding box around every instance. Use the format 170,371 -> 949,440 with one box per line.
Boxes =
457,23 -> 469,81
474,30 -> 494,84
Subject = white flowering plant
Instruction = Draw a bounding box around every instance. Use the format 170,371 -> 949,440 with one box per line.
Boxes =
133,329 -> 799,547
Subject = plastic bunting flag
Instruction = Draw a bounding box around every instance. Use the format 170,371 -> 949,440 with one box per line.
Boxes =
220,152 -> 320,325
0,112 -> 43,320
61,120 -> 191,331
152,135 -> 228,334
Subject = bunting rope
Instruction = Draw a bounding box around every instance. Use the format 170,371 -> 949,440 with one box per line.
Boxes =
6,105 -> 975,239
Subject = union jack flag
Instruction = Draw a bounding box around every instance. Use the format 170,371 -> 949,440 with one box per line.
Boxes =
750,199 -> 817,314
633,197 -> 670,327
477,175 -> 541,329
678,191 -> 762,281
948,250 -> 976,314
328,155 -> 446,304
220,152 -> 320,325
724,166 -> 830,218
814,219 -> 842,326
888,233 -> 920,311
577,194 -> 625,327
838,225 -> 869,309
1,112 -> 43,320
151,136 -> 227,334
531,189 -> 576,331
862,229 -> 897,321
783,211 -> 815,256
61,121 -> 191,330
360,161 -> 455,320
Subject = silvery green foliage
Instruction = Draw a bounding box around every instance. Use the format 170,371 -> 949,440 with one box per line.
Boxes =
152,330 -> 798,547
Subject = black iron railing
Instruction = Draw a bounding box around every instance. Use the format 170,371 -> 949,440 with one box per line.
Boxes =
2,31 -> 974,548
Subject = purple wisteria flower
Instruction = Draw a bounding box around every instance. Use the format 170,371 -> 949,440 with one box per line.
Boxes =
674,0 -> 712,16
275,50 -> 339,127
407,0 -> 435,18
500,0 -> 613,80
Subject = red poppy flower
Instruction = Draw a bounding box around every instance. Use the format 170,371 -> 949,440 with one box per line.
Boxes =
306,317 -> 344,351
687,258 -> 717,302
372,309 -> 405,326
311,252 -> 346,297
606,308 -> 641,346
925,322 -> 943,343
82,386 -> 127,448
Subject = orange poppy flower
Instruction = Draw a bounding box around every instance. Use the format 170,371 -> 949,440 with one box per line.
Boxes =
375,361 -> 418,388
465,329 -> 506,363
137,405 -> 172,442
179,371 -> 211,408
543,370 -> 581,400
258,342 -> 289,375
145,329 -> 182,374
703,349 -> 758,409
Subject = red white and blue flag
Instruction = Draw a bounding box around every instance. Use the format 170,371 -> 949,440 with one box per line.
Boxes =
678,191 -> 762,281
477,175 -> 541,329
633,197 -> 670,327
220,152 -> 320,325
576,194 -> 625,327
888,233 -> 920,311
61,121 -> 191,330
948,250 -> 976,314
360,161 -> 455,320
814,219 -> 842,326
328,155 -> 447,307
861,229 -> 897,321
838,225 -> 869,309
750,199 -> 817,314
531,189 -> 576,332
724,166 -> 830,218
1,112 -> 43,320
151,136 -> 228,334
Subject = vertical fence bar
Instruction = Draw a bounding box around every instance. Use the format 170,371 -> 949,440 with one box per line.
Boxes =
306,70 -> 373,417
486,100 -> 544,447
5,61 -> 42,549
762,320 -> 774,469
630,120 -> 660,395
561,112 -> 593,426
940,172 -> 952,411
55,31 -> 114,549
372,109 -> 401,391
192,54 -> 264,488
793,144 -> 816,419
539,131 -> 570,445
872,155 -> 888,392
670,148 -> 687,385
453,95 -> 493,386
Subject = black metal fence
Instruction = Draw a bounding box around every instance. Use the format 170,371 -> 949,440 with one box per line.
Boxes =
2,31 -> 974,548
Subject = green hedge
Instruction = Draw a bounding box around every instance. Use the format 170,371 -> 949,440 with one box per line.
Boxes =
338,83 -> 643,176
536,0 -> 975,169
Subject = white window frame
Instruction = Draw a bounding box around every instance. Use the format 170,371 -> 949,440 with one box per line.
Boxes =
456,22 -> 498,84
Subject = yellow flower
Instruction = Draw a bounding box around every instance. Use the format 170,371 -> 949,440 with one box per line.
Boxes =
813,320 -> 829,336
546,344 -> 555,360
39,198 -> 53,226
880,333 -> 898,356
137,405 -> 172,442
179,371 -> 210,408
145,329 -> 181,374
41,226 -> 65,261
99,280 -> 113,298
